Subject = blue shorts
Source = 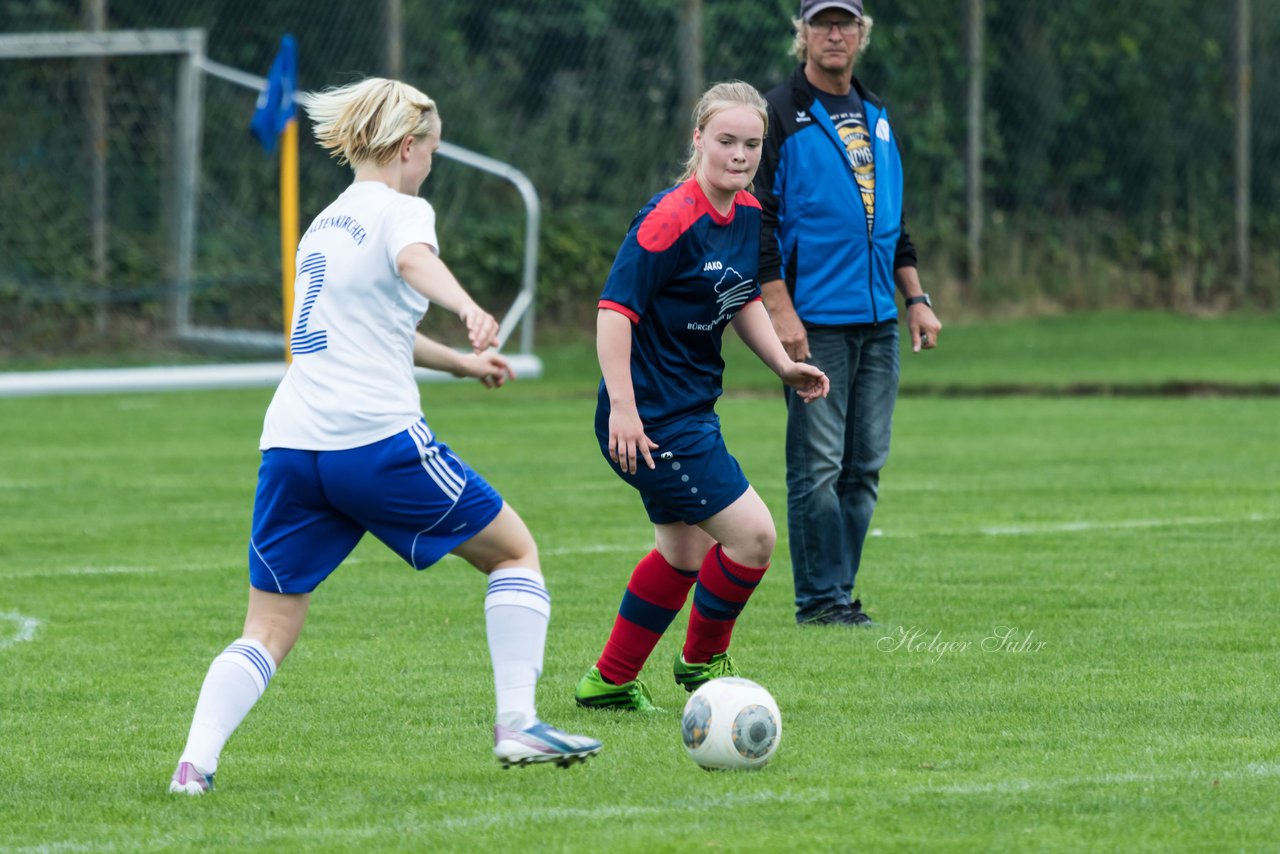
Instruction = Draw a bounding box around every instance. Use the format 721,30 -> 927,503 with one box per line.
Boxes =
595,414 -> 749,526
249,420 -> 504,594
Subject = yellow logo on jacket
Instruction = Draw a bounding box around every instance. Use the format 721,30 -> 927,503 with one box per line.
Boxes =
837,118 -> 876,237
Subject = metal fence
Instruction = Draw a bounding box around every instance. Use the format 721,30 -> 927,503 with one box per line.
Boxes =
1,0 -> 1275,359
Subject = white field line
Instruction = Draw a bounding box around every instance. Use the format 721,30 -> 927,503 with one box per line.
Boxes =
429,761 -> 1265,827
2,564 -> 185,580
2,763 -> 1276,851
977,511 -> 1278,536
900,760 -> 1280,796
550,511 -> 1277,552
0,555 -> 377,580
2,513 -> 1272,582
430,763 -> 1280,831
873,511 -> 1278,538
0,611 -> 40,650
543,543 -> 649,556
18,761 -> 1270,851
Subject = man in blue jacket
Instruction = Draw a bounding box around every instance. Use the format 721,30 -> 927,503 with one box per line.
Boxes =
755,0 -> 942,626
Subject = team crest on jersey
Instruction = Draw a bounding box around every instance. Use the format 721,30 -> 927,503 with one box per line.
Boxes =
713,268 -> 755,324
685,267 -> 755,332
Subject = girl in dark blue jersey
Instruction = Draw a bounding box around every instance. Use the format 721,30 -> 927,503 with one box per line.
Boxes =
575,81 -> 829,711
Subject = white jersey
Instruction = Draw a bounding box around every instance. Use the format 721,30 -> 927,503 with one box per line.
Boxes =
260,182 -> 438,450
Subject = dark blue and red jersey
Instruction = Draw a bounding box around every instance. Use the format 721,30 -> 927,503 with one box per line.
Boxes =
597,179 -> 762,436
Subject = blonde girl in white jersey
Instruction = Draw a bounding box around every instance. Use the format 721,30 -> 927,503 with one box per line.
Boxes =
168,78 -> 600,795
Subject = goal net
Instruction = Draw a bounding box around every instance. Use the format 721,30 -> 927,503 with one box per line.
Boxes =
0,30 -> 204,358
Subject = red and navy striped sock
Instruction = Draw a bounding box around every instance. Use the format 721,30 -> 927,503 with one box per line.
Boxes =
596,549 -> 698,685
683,544 -> 768,663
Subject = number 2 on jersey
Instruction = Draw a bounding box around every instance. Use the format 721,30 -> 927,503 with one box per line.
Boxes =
290,252 -> 329,355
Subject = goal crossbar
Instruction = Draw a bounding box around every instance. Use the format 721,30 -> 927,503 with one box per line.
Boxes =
0,28 -> 205,59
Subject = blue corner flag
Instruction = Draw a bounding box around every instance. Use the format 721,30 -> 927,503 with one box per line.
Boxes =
250,34 -> 297,154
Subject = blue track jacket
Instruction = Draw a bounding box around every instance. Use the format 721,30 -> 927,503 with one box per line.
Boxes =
755,65 -> 918,326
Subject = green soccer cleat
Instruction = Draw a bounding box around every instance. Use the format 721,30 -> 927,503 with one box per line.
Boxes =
574,666 -> 662,712
673,651 -> 740,692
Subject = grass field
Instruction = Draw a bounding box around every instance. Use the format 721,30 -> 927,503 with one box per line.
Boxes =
2,312 -> 1278,852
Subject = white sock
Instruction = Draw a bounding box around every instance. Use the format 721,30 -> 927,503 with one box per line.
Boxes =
484,568 -> 550,730
178,638 -> 276,774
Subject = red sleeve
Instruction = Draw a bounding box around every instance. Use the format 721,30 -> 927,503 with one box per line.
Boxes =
597,299 -> 640,324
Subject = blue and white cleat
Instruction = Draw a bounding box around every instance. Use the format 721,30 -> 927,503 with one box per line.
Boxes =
494,720 -> 602,768
168,761 -> 214,795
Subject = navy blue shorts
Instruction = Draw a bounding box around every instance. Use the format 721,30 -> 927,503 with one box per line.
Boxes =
249,420 -> 503,594
596,414 -> 749,526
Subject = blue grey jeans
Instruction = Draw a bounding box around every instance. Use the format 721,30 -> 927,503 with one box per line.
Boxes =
784,321 -> 899,622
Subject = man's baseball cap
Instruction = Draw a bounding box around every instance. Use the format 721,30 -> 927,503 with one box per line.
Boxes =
800,0 -> 864,20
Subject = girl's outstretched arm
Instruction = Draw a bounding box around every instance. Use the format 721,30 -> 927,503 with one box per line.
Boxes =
398,244 -> 499,353
731,300 -> 829,403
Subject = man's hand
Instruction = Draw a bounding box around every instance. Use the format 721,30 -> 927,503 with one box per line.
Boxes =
772,306 -> 810,362
761,279 -> 809,361
909,304 -> 942,353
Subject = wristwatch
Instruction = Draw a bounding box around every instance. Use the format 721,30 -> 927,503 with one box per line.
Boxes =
905,293 -> 931,308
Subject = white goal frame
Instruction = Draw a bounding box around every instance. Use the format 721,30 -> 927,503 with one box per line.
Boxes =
0,28 -> 206,339
0,29 -> 542,397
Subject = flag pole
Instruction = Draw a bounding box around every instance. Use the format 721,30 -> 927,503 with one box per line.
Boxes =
251,33 -> 300,365
280,116 -> 299,363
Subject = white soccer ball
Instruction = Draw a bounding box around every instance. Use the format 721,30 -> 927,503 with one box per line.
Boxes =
681,677 -> 782,771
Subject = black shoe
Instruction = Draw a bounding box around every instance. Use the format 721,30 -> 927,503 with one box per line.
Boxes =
846,598 -> 875,627
798,605 -> 856,626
